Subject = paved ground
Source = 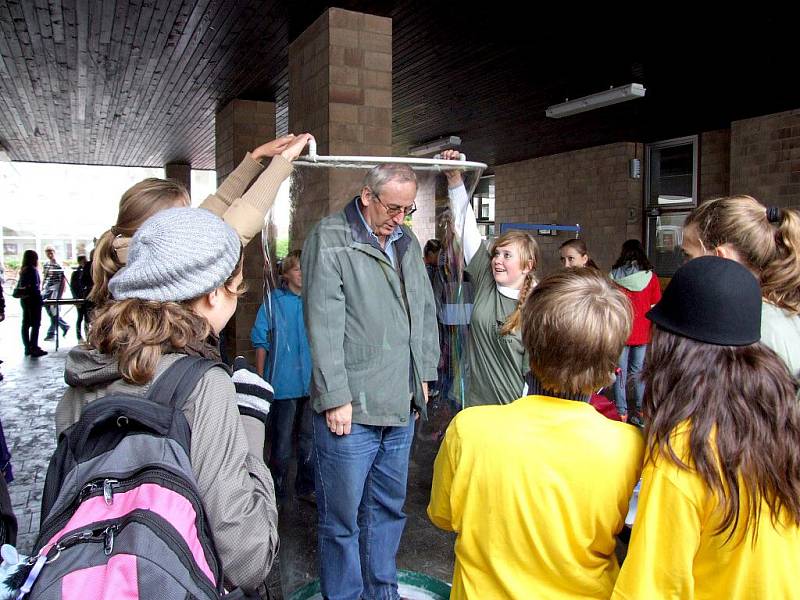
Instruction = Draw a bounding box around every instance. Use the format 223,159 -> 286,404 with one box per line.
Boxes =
0,294 -> 456,595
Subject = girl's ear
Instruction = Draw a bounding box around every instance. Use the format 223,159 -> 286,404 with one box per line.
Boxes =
205,289 -> 219,308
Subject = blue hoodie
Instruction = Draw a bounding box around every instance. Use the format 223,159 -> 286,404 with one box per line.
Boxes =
251,288 -> 311,399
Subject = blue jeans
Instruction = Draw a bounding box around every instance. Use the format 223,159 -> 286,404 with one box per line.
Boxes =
313,412 -> 415,600
614,344 -> 647,416
267,397 -> 315,499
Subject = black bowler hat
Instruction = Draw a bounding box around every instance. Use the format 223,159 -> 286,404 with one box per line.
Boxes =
646,256 -> 761,346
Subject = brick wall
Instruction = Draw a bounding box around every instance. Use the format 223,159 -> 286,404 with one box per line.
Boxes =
215,99 -> 276,363
730,109 -> 800,208
288,8 -> 393,248
699,129 -> 730,201
494,142 -> 644,275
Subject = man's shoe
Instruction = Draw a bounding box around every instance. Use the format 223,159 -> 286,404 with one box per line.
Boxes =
43,334 -> 55,341
30,348 -> 48,358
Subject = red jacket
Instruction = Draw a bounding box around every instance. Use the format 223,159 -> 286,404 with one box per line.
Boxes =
615,271 -> 662,346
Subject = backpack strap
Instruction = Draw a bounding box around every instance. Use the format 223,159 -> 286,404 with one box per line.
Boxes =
147,355 -> 230,410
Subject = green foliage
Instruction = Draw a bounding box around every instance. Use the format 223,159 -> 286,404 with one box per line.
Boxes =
4,257 -> 20,270
276,238 -> 289,258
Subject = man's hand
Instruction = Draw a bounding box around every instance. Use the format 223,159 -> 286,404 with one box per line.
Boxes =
280,133 -> 314,161
422,382 -> 429,405
440,149 -> 464,188
326,402 -> 352,436
252,134 -> 297,162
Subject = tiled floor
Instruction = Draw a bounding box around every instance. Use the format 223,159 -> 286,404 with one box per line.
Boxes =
0,303 -> 456,596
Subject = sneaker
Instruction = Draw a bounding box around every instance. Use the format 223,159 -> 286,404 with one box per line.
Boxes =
43,334 -> 55,341
62,325 -> 70,336
30,348 -> 48,358
629,414 -> 645,428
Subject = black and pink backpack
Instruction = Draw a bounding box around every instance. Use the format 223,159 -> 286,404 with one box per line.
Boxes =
24,356 -> 239,599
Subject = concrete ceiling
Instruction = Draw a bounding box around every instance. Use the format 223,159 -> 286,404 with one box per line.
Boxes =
1,1 -> 798,170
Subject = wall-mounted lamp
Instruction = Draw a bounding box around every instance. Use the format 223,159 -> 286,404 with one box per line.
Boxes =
408,135 -> 461,157
545,83 -> 646,119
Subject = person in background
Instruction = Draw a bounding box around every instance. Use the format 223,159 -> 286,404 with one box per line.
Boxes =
424,238 -> 442,284
89,133 -> 313,310
442,150 -> 539,407
609,239 -> 662,425
17,250 -> 47,358
613,256 -> 800,599
251,250 -> 314,504
559,238 -> 599,269
681,196 -> 800,379
69,254 -> 89,341
42,245 -> 69,341
56,208 -> 278,595
429,268 -> 643,599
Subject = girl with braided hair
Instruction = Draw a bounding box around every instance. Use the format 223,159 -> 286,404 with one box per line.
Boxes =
441,150 -> 539,407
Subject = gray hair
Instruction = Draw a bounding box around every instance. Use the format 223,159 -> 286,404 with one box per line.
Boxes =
363,163 -> 417,195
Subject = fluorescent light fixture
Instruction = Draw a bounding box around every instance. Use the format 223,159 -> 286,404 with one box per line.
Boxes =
408,135 -> 461,157
546,83 -> 646,118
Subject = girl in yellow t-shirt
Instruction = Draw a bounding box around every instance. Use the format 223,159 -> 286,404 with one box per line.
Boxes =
613,256 -> 800,600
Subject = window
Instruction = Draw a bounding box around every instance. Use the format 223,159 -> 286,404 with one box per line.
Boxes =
645,136 -> 698,275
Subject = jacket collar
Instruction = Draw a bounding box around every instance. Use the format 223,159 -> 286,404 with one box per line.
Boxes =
344,197 -> 412,264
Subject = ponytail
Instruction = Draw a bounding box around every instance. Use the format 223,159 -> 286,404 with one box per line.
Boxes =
762,207 -> 800,314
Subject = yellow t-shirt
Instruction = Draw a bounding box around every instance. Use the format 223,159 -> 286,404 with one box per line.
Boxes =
613,427 -> 800,600
428,395 -> 644,600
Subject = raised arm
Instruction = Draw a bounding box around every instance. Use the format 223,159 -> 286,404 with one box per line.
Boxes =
441,149 -> 482,265
201,134 -> 314,246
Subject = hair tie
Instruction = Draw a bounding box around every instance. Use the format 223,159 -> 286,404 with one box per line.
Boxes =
766,206 -> 782,224
110,226 -> 120,236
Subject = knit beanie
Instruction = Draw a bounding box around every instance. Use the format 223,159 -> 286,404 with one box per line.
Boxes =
109,207 -> 241,302
646,256 -> 761,346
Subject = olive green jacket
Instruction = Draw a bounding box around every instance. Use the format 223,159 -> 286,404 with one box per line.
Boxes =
301,198 -> 439,426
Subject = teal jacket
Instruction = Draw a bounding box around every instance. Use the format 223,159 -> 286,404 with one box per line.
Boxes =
301,198 -> 440,426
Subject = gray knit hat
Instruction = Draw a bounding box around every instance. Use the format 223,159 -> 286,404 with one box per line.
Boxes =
109,207 -> 241,302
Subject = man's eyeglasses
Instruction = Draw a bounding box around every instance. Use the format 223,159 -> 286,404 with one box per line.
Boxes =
368,188 -> 417,217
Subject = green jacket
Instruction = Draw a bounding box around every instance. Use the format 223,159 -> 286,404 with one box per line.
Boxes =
301,198 -> 440,426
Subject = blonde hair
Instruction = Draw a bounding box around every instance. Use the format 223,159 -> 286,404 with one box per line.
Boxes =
686,196 -> 800,314
280,251 -> 301,279
87,254 -> 244,385
490,231 -> 539,335
521,268 -> 632,395
89,178 -> 189,307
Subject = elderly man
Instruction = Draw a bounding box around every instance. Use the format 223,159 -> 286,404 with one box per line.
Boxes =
302,164 -> 439,600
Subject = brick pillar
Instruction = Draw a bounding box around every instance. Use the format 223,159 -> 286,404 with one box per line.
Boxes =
215,99 -> 277,363
288,8 -> 393,249
165,162 -> 191,196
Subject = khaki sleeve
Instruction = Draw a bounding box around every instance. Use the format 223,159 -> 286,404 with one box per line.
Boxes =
222,155 -> 294,247
199,152 -> 265,217
185,368 -> 279,593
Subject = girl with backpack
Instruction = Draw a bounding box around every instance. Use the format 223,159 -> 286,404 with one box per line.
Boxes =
609,239 -> 662,425
613,256 -> 800,599
55,208 -> 278,596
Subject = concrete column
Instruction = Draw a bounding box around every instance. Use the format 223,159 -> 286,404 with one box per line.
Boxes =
288,8 -> 393,248
165,162 -> 192,196
215,99 -> 277,363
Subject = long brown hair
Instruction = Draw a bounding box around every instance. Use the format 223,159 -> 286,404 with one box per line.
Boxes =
90,178 -> 189,307
88,254 -> 244,384
490,231 -> 539,335
685,196 -> 800,314
643,327 -> 800,543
